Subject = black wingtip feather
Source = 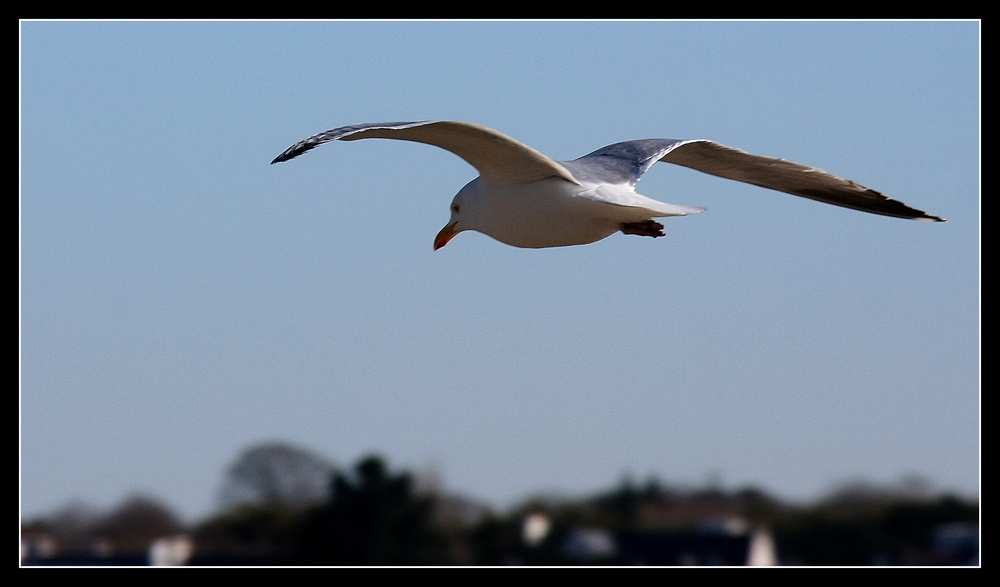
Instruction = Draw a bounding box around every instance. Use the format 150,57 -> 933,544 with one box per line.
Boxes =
270,139 -> 322,165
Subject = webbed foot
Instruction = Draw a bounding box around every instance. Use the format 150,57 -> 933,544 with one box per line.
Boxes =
620,220 -> 665,238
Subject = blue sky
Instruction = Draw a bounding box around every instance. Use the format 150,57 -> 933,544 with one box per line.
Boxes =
21,21 -> 979,523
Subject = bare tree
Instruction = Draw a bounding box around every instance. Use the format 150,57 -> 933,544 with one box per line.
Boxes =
218,442 -> 335,511
94,495 -> 184,555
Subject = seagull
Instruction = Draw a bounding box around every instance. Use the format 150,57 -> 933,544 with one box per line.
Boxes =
271,120 -> 945,250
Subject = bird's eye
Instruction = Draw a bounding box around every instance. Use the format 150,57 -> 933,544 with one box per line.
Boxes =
451,203 -> 460,214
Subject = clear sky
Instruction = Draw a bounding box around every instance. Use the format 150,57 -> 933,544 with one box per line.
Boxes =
20,21 -> 979,523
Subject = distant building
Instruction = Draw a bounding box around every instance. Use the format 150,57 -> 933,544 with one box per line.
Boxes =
561,528 -> 618,561
554,516 -> 777,566
614,518 -> 777,566
20,532 -> 57,561
21,533 -> 192,566
149,535 -> 194,566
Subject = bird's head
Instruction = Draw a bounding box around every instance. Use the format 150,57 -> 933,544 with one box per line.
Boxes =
434,178 -> 482,250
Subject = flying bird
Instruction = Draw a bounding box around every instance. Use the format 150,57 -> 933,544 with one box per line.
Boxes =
271,120 -> 944,250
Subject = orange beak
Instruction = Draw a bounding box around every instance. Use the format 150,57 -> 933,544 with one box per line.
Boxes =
434,221 -> 459,251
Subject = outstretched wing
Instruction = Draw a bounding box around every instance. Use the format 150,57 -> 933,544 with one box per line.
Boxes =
571,138 -> 945,222
271,120 -> 579,186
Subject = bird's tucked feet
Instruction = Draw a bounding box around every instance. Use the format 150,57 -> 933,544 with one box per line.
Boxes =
620,220 -> 665,238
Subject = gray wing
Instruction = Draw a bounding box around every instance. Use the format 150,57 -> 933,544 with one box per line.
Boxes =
570,139 -> 945,222
565,139 -> 686,186
271,120 -> 579,185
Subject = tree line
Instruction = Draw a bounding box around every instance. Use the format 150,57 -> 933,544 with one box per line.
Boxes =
22,442 -> 979,565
